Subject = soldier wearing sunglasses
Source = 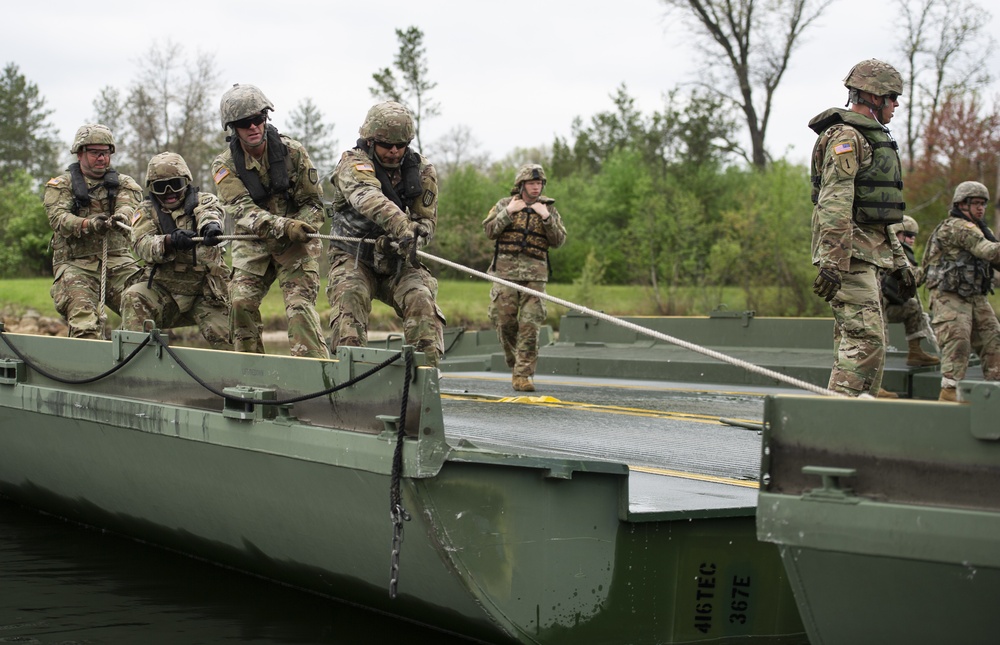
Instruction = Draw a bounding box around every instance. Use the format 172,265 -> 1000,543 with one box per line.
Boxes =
44,124 -> 141,339
325,101 -> 444,367
120,152 -> 232,350
808,59 -> 912,397
211,84 -> 328,358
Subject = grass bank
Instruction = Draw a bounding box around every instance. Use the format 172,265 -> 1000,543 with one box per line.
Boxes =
2,277 -> 760,331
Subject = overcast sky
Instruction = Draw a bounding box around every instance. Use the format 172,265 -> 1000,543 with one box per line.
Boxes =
4,0 -> 998,169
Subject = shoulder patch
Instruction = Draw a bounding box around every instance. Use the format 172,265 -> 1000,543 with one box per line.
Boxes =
131,209 -> 143,226
422,190 -> 436,207
963,221 -> 977,228
46,177 -> 63,187
213,167 -> 230,184
354,163 -> 374,173
308,168 -> 318,184
833,141 -> 854,155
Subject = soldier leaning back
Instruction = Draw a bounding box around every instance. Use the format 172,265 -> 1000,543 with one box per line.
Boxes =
211,84 -> 328,358
121,152 -> 232,350
44,124 -> 141,339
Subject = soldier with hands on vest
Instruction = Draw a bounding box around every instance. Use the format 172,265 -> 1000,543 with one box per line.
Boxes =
211,84 -> 328,358
483,164 -> 566,392
809,59 -> 914,397
44,124 -> 141,339
325,101 -> 445,367
881,215 -> 939,371
922,181 -> 1000,402
120,152 -> 232,350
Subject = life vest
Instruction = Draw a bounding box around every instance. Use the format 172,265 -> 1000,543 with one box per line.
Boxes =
809,108 -> 905,226
925,213 -> 996,297
52,164 -> 129,263
229,124 -> 296,213
495,205 -> 551,261
329,139 -> 423,269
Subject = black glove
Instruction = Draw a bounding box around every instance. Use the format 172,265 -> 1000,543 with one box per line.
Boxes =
200,222 -> 224,247
812,267 -> 842,302
169,228 -> 197,251
893,266 -> 916,301
88,215 -> 111,235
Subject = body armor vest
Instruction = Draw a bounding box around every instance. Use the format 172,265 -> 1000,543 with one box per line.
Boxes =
329,141 -> 423,269
52,164 -> 129,264
809,108 -> 905,225
229,124 -> 296,214
495,206 -> 551,261
925,214 -> 995,297
146,190 -> 207,296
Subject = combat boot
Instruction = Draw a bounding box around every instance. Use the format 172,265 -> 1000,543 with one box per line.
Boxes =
906,339 -> 940,367
938,387 -> 959,402
512,375 -> 535,392
876,388 -> 899,399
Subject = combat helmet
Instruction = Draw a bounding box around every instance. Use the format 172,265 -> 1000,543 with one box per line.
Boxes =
146,152 -> 192,187
953,181 -> 990,205
511,163 -> 546,194
901,215 -> 919,236
220,84 -> 274,131
844,59 -> 903,98
359,101 -> 415,144
71,124 -> 116,154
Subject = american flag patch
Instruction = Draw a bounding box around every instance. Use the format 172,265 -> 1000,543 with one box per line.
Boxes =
354,163 -> 374,172
131,210 -> 142,225
833,142 -> 853,155
213,167 -> 230,184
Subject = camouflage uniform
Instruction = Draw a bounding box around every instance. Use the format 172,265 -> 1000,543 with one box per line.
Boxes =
483,165 -> 567,387
881,231 -> 927,333
810,60 -> 909,396
121,154 -> 231,349
44,125 -> 141,339
212,85 -> 328,358
922,199 -> 1000,391
326,102 -> 444,366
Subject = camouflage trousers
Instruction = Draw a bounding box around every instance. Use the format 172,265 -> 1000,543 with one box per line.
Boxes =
883,296 -> 929,340
121,276 -> 233,350
325,252 -> 445,367
488,281 -> 547,378
929,290 -> 1000,388
230,260 -> 328,359
50,260 -> 140,339
828,260 -> 886,396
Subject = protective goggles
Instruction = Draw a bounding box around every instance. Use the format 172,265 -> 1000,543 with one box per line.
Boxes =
375,141 -> 410,151
150,177 -> 189,195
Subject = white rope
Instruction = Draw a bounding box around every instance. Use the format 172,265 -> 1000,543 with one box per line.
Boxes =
98,236 -> 108,338
143,228 -> 837,397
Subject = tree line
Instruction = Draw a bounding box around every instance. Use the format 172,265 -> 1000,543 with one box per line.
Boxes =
1,1 -> 997,317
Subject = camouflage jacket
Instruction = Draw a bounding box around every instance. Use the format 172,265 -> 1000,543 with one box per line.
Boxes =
328,144 -> 437,268
44,167 -> 142,271
211,134 -> 324,276
130,192 -> 228,296
923,214 -> 1000,298
809,109 -> 906,272
483,195 -> 567,282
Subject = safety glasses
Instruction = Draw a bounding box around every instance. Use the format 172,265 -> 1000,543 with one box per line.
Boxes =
150,177 -> 189,195
375,141 -> 410,151
232,114 -> 267,130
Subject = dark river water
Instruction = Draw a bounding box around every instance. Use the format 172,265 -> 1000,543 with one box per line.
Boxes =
0,499 -> 475,645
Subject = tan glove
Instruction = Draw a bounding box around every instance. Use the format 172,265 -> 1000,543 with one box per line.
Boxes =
285,220 -> 317,243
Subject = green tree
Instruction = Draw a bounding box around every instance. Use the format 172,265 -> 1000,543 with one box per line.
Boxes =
0,63 -> 60,182
659,0 -> 830,168
0,169 -> 51,277
284,97 -> 338,179
897,0 -> 995,171
91,41 -> 223,187
369,26 -> 440,151
433,164 -> 508,278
